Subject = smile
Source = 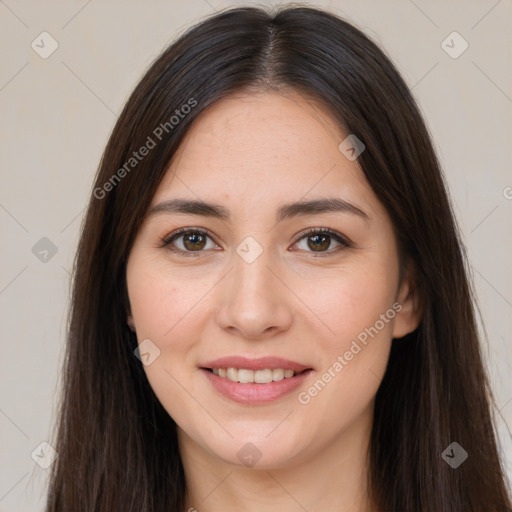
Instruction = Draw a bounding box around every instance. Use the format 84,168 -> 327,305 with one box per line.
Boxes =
200,356 -> 314,404
207,367 -> 302,383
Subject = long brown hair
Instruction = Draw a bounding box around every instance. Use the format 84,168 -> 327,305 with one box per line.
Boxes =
45,5 -> 512,511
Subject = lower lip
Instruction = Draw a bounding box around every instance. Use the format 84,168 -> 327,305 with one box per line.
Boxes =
201,368 -> 314,405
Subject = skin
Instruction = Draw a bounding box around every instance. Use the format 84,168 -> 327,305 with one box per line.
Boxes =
126,89 -> 422,512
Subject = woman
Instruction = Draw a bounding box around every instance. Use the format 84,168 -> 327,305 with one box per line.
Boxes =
45,5 -> 512,511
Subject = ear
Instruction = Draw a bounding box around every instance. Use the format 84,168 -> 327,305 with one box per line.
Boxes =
127,314 -> 136,332
392,261 -> 423,339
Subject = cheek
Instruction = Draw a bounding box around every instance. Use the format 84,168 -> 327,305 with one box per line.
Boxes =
126,255 -> 219,400
126,259 -> 212,429
289,259 -> 398,350
294,260 -> 397,406
335,276 -> 396,347
126,256 -> 214,344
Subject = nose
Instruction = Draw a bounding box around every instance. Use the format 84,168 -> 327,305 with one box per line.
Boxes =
214,247 -> 294,340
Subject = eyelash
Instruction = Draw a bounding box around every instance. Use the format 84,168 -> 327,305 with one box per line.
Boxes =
160,227 -> 352,258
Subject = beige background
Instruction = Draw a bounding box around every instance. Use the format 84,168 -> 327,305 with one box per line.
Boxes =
0,0 -> 511,510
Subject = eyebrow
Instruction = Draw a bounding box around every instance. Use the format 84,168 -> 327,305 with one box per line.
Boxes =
147,197 -> 369,223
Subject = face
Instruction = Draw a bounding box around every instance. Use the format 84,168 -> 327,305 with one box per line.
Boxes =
125,89 -> 420,469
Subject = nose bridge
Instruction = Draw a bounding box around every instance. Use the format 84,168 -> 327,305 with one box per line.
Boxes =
214,234 -> 293,339
234,235 -> 274,299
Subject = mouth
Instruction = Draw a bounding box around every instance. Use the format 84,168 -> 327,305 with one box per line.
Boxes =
199,356 -> 314,404
202,367 -> 309,383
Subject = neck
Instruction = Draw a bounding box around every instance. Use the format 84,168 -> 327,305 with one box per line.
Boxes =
179,403 -> 376,512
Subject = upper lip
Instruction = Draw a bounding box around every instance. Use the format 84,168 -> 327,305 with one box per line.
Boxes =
201,356 -> 312,372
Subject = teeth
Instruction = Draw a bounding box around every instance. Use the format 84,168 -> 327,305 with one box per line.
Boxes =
238,369 -> 254,383
255,369 -> 273,383
227,367 -> 238,381
272,368 -> 284,381
211,367 -> 298,383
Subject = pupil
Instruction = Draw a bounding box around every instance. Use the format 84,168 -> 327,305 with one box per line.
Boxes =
309,234 -> 329,251
185,233 -> 205,250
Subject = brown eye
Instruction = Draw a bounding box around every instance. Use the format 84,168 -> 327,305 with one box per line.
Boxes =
293,228 -> 351,255
162,228 -> 218,257
182,232 -> 207,251
307,233 -> 331,251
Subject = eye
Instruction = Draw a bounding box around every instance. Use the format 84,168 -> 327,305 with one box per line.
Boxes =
291,227 -> 351,256
160,227 -> 351,258
161,228 -> 219,257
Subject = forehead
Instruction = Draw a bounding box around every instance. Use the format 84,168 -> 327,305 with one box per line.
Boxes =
151,90 -> 376,218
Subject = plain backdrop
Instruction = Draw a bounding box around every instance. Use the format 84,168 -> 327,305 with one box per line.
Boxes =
0,1 -> 511,510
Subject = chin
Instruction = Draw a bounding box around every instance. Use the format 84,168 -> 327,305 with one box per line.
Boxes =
198,428 -> 308,470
